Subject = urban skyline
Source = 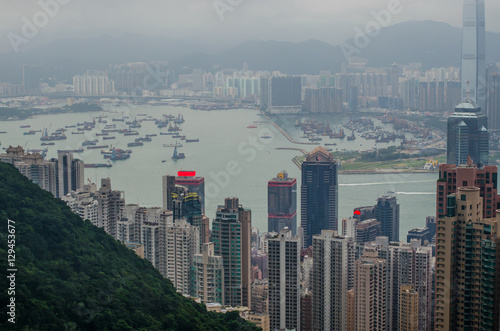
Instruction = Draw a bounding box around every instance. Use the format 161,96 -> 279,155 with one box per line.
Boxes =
2,0 -> 500,330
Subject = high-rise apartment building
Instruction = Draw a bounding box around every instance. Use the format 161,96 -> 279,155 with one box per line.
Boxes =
436,163 -> 499,219
0,146 -> 57,196
301,147 -> 338,247
372,238 -> 433,331
312,230 -> 355,330
399,285 -> 419,331
212,198 -> 252,308
268,230 -> 300,330
354,248 -> 387,331
447,99 -> 489,166
96,178 -> 125,239
193,243 -> 224,304
435,186 -> 500,330
268,171 -> 297,235
165,219 -> 200,296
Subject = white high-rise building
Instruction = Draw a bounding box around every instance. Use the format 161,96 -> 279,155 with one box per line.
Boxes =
165,219 -> 200,296
312,230 -> 355,331
268,230 -> 300,330
192,242 -> 224,304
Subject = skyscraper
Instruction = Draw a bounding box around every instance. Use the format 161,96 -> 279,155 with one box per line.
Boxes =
165,219 -> 200,296
461,0 -> 486,112
312,230 -> 355,330
446,99 -> 489,165
354,247 -> 387,331
301,147 -> 338,247
268,76 -> 302,114
268,171 -> 297,235
56,152 -> 84,198
375,194 -> 400,242
436,163 -> 499,219
212,198 -> 252,308
192,243 -> 224,304
268,230 -> 300,330
162,174 -> 205,213
399,285 -> 419,331
435,187 -> 500,330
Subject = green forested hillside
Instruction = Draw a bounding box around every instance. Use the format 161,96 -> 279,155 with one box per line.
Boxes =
0,162 -> 259,330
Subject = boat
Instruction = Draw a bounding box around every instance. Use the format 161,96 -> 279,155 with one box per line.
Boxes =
57,148 -> 84,153
105,148 -> 130,160
23,130 -> 37,135
135,137 -> 152,142
101,148 -> 132,155
171,145 -> 185,160
112,118 -> 125,122
20,125 -> 31,128
65,125 -> 76,128
55,128 -> 66,133
325,143 -> 337,146
40,129 -> 67,141
41,142 -> 55,146
146,134 -> 157,137
84,162 -> 113,168
0,131 -> 6,134
87,145 -> 109,150
247,125 -> 258,129
347,130 -> 356,141
330,128 -> 345,139
185,138 -> 199,143
127,142 -> 144,147
96,133 -> 108,136
172,134 -> 183,138
160,132 -> 175,135
72,131 -> 85,135
260,135 -> 272,139
175,113 -> 185,124
81,139 -> 98,146
123,131 -> 139,136
102,136 -> 116,140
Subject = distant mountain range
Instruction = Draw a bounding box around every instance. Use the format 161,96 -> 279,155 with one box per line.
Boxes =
0,20 -> 499,84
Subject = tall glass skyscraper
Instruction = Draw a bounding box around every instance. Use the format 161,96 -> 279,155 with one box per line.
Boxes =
461,0 -> 486,112
446,99 -> 489,165
301,147 -> 338,247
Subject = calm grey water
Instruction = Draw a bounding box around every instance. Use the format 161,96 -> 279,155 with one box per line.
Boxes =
0,105 -> 437,239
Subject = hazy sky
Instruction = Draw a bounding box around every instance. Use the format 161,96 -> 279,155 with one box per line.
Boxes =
1,0 -> 499,48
